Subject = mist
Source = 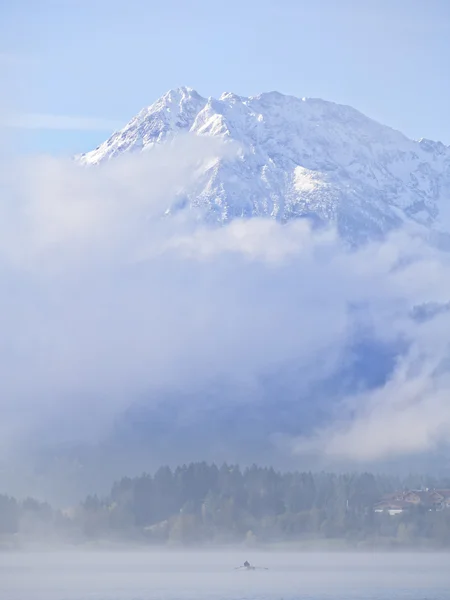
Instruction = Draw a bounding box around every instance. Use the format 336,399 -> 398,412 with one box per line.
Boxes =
2,551 -> 450,600
2,133 -> 450,500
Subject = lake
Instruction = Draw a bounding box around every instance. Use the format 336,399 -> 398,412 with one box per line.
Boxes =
1,550 -> 449,600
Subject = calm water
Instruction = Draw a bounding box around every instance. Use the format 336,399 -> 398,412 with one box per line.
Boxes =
1,550 -> 449,600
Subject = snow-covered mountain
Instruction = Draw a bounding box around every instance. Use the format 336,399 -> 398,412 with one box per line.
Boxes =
79,87 -> 450,241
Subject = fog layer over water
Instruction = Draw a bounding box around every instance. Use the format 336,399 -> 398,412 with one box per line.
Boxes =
1,551 -> 449,600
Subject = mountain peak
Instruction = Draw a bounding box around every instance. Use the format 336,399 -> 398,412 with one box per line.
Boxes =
161,86 -> 203,101
219,91 -> 243,102
418,138 -> 448,154
78,88 -> 450,242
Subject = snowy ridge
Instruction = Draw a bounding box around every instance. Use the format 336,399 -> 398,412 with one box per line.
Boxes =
78,87 -> 450,241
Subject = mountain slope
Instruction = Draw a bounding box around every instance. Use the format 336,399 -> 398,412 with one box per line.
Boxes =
79,87 -> 450,241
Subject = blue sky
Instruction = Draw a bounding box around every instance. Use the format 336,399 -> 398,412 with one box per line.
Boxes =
2,0 -> 450,155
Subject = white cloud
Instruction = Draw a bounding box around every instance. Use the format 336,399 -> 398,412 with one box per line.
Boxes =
164,218 -> 338,263
1,132 -> 450,476
292,311 -> 450,462
2,113 -> 124,131
0,53 -> 37,66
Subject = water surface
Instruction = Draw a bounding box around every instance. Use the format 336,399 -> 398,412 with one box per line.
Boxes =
1,550 -> 449,600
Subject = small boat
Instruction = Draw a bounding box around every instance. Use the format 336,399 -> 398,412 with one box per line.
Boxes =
234,560 -> 268,571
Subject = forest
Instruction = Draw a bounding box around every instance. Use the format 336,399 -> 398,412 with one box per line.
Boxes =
2,463 -> 450,548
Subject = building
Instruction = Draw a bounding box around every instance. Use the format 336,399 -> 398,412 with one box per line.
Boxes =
373,489 -> 450,515
373,499 -> 410,516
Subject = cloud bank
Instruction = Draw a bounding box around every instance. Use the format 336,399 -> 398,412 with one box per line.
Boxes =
3,113 -> 124,132
1,133 -> 450,483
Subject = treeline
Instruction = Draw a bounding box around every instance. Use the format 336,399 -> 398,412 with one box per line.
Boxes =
2,463 -> 450,548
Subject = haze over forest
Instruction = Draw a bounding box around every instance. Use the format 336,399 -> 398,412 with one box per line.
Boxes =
2,463 -> 450,550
